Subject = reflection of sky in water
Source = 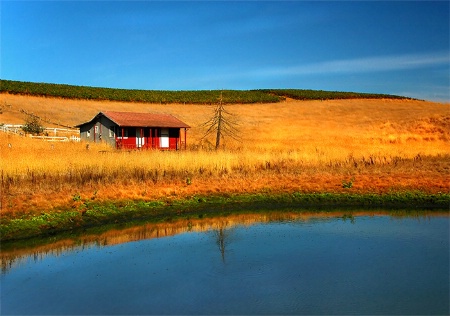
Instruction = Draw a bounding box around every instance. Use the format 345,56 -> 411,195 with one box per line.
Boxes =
1,215 -> 449,315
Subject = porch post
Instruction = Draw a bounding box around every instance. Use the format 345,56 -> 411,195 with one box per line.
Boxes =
115,126 -> 118,149
184,128 -> 187,150
150,128 -> 153,149
121,127 -> 124,149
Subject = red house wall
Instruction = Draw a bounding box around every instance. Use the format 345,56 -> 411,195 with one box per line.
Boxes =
115,127 -> 181,150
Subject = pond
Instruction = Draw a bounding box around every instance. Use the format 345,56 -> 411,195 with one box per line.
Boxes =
1,210 -> 449,315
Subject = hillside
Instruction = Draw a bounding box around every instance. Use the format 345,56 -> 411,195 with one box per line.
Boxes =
1,91 -> 448,225
0,92 -> 448,153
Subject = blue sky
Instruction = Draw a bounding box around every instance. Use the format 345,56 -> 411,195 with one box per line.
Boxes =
2,1 -> 449,101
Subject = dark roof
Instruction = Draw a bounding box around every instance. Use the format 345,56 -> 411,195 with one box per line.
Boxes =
76,111 -> 190,128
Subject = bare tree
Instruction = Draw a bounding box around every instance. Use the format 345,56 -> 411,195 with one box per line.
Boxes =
200,91 -> 240,150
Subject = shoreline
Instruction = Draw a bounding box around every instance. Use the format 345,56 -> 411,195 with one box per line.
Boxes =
1,190 -> 448,242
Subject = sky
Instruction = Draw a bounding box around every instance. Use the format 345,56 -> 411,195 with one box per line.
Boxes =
1,1 -> 449,102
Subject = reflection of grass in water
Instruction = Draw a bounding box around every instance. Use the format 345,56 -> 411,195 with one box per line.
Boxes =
341,213 -> 357,224
1,208 -> 448,274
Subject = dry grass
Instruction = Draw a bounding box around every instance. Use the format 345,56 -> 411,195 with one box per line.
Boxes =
1,93 -> 449,216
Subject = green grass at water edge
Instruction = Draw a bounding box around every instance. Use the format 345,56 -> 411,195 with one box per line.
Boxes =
1,191 -> 448,242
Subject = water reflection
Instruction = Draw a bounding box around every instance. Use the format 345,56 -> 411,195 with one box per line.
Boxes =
213,227 -> 234,262
1,210 -> 448,315
1,210 -> 447,274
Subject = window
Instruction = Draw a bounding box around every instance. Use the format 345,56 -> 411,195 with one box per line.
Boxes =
109,126 -> 115,138
160,128 -> 169,148
117,128 -> 129,138
127,128 -> 136,137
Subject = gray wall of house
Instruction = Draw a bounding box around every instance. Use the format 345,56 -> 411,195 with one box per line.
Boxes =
79,116 -> 117,147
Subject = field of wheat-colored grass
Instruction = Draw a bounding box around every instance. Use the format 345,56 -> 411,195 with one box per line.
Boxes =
1,93 -> 449,216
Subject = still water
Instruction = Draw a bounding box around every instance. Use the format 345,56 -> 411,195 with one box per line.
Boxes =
1,212 -> 449,315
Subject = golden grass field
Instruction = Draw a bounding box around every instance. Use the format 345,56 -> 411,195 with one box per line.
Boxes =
1,93 -> 449,216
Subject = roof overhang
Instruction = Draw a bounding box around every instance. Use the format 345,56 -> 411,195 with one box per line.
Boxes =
75,111 -> 190,129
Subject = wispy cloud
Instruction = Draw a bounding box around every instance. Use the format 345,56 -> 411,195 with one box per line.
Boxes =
253,51 -> 449,77
186,51 -> 450,101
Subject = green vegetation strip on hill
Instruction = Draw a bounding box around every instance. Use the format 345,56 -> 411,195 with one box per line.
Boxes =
1,80 -> 280,104
1,80 -> 410,104
261,89 -> 411,100
1,191 -> 448,241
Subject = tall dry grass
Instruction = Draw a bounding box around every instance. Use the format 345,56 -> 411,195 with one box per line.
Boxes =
1,94 -> 449,215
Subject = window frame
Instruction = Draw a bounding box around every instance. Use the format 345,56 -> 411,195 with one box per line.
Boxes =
109,126 -> 115,138
160,128 -> 169,148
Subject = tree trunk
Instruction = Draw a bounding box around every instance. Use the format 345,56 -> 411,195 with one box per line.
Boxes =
215,105 -> 222,150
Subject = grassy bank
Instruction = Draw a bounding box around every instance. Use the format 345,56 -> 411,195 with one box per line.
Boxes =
1,191 -> 448,241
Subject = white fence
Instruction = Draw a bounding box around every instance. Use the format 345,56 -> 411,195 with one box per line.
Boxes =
0,124 -> 80,142
0,124 -> 23,135
30,135 -> 81,142
42,127 -> 80,136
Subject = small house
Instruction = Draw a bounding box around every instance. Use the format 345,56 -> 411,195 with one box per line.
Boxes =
75,111 -> 190,150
